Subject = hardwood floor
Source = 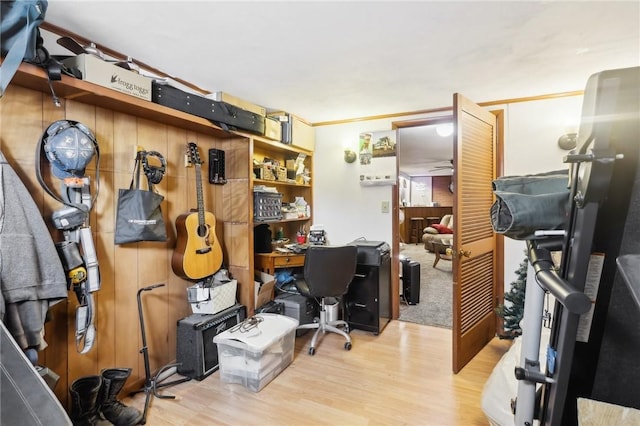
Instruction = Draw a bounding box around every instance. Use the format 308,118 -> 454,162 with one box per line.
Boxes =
123,320 -> 511,425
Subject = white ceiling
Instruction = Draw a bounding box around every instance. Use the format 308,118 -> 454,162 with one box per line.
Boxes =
398,124 -> 454,177
42,1 -> 640,176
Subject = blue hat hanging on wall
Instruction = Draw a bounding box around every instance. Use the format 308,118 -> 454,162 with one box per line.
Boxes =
42,120 -> 97,179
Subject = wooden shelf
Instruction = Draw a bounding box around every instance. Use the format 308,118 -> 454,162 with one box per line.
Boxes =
251,127 -> 313,251
253,137 -> 312,156
253,178 -> 310,188
254,217 -> 310,226
11,62 -> 236,139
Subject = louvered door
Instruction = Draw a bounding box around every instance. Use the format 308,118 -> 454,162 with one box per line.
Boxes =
452,93 -> 498,373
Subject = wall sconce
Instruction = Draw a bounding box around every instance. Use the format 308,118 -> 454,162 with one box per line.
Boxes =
344,149 -> 357,163
557,132 -> 577,150
558,120 -> 579,150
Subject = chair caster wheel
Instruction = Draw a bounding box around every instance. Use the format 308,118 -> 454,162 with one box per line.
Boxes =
344,342 -> 352,351
309,347 -> 316,355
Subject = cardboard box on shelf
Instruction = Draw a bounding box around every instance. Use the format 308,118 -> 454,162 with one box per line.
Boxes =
267,112 -> 315,151
62,54 -> 152,101
264,116 -> 282,141
210,91 -> 266,116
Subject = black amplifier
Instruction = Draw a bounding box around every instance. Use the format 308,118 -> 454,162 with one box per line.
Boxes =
176,304 -> 246,380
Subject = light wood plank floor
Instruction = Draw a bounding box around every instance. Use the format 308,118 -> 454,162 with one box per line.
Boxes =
123,320 -> 511,425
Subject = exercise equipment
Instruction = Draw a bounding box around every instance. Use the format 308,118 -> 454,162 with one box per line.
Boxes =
507,67 -> 640,425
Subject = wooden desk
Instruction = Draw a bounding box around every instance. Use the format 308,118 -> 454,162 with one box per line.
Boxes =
255,252 -> 305,275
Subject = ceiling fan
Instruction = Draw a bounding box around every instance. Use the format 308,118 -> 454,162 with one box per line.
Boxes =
428,159 -> 454,173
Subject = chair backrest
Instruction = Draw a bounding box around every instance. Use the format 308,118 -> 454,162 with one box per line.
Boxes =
440,214 -> 453,228
302,245 -> 358,298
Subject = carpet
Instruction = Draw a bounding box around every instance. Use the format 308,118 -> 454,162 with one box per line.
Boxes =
398,243 -> 452,329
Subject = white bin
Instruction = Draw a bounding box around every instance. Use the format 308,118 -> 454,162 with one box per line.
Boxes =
213,313 -> 298,392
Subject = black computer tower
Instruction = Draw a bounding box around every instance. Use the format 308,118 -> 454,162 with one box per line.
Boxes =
176,304 -> 246,380
255,300 -> 284,314
345,240 -> 391,334
275,292 -> 317,336
401,258 -> 420,305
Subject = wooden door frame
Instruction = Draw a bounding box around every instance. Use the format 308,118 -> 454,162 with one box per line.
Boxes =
390,112 -> 504,327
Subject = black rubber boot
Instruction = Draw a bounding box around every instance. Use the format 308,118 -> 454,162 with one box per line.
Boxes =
98,368 -> 143,426
69,376 -> 113,426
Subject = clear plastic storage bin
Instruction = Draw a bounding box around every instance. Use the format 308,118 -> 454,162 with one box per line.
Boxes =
213,313 -> 298,392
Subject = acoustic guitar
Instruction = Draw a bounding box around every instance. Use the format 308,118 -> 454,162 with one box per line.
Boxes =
171,142 -> 223,280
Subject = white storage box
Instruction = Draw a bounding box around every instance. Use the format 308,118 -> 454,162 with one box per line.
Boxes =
213,313 -> 298,392
187,280 -> 237,315
62,54 -> 152,101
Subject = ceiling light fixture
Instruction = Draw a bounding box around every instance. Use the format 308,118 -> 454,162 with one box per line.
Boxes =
436,123 -> 454,137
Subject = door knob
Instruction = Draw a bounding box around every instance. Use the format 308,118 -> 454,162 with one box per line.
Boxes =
458,249 -> 471,258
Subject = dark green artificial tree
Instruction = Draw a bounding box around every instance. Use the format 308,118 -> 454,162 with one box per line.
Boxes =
496,256 -> 528,339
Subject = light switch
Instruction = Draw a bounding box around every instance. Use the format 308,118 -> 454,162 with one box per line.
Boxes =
381,201 -> 390,213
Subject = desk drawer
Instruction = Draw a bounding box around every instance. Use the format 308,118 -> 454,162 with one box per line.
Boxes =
273,255 -> 305,268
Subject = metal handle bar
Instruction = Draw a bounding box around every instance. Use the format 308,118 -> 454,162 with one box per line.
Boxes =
527,240 -> 591,315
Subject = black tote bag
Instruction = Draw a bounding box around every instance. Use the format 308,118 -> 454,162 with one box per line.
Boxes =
115,153 -> 167,244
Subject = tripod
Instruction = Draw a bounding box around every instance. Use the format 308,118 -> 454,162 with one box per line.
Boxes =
132,284 -> 191,425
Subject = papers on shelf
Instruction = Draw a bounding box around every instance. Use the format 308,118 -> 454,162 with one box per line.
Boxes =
254,185 -> 278,193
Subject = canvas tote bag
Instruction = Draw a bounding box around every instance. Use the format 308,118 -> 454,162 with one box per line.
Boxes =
115,153 -> 167,244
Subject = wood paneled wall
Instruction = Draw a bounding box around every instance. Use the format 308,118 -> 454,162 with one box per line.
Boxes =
0,85 -> 252,407
433,175 -> 454,206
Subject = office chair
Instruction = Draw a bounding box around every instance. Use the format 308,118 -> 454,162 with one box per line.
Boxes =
294,245 -> 358,355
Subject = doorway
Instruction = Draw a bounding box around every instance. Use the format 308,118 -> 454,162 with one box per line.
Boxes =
395,117 -> 454,328
392,105 -> 505,373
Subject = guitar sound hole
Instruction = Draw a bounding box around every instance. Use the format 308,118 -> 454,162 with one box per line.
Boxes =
197,224 -> 209,238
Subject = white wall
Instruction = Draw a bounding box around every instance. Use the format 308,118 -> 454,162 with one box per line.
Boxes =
501,95 -> 583,285
409,176 -> 433,206
503,96 -> 583,176
313,120 -> 391,246
313,113 -> 432,247
313,94 -> 584,288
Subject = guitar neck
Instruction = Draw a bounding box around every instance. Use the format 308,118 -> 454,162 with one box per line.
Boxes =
195,163 -> 205,226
